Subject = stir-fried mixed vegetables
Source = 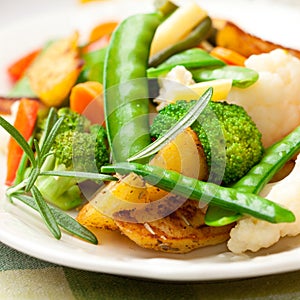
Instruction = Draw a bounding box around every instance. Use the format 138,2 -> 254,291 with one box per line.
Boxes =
1,0 -> 300,255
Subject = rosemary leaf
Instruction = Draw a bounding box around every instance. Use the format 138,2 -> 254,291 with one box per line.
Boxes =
25,167 -> 40,192
40,170 -> 117,181
40,116 -> 64,164
0,116 -> 36,167
39,107 -> 58,147
12,194 -> 98,244
14,136 -> 33,185
127,87 -> 212,162
31,185 -> 61,239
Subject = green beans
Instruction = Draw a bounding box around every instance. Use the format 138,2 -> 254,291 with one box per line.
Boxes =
191,65 -> 259,88
103,13 -> 162,162
149,16 -> 213,68
205,125 -> 300,226
147,48 -> 225,78
101,162 -> 295,224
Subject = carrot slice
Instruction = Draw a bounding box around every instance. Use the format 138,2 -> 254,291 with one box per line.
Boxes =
210,46 -> 246,66
7,49 -> 40,82
88,21 -> 118,44
69,81 -> 104,124
82,35 -> 110,53
5,98 -> 39,186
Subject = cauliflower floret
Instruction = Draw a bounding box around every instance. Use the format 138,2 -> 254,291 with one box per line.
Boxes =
227,49 -> 300,147
154,66 -> 195,110
228,154 -> 300,254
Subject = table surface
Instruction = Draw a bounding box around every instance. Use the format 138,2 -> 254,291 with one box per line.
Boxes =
0,240 -> 300,300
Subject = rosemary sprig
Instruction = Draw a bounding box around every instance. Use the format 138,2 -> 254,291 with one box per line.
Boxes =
0,108 -> 115,243
127,87 -> 212,162
12,194 -> 98,244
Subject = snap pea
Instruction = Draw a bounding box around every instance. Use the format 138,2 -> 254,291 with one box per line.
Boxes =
101,162 -> 295,224
103,13 -> 162,162
149,16 -> 213,68
77,47 -> 107,84
205,125 -> 300,226
191,65 -> 259,88
147,48 -> 225,78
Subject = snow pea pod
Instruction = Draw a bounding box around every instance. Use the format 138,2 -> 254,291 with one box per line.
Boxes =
205,125 -> 300,226
191,65 -> 259,88
147,48 -> 225,78
149,16 -> 213,68
101,162 -> 295,224
104,13 -> 162,162
78,47 -> 107,83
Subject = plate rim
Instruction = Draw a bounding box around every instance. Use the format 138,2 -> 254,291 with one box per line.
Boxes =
1,0 -> 300,282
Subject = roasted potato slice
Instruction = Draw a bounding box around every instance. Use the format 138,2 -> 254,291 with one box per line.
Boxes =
147,128 -> 208,202
215,20 -> 300,59
150,127 -> 208,180
115,199 -> 234,254
28,32 -> 82,107
76,201 -> 118,231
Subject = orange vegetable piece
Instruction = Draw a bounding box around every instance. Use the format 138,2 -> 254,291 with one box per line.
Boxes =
6,98 -> 39,186
210,46 -> 246,66
70,81 -> 105,125
88,21 -> 118,44
7,49 -> 40,82
82,35 -> 110,53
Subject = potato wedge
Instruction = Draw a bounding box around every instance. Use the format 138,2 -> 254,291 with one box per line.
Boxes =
28,32 -> 82,107
215,20 -> 300,59
147,127 -> 208,202
150,127 -> 208,181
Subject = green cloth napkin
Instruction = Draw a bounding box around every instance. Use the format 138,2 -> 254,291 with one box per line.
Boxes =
1,242 -> 300,300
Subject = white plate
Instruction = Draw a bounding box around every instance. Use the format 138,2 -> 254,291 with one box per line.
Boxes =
1,0 -> 300,282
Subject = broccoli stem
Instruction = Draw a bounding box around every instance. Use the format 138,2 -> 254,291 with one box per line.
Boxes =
35,155 -> 82,210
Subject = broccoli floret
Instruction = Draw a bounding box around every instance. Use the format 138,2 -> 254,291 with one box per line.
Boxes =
35,108 -> 109,210
57,107 -> 91,133
150,100 -> 264,185
90,124 -> 110,170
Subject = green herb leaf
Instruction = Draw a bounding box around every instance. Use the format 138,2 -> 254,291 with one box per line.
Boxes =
12,194 -> 98,244
39,107 -> 58,145
25,167 -> 40,192
14,136 -> 33,185
31,185 -> 61,239
41,170 -> 117,181
40,117 -> 64,164
128,87 -> 212,162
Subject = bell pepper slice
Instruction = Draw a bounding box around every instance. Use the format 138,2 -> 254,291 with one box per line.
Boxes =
5,98 -> 39,186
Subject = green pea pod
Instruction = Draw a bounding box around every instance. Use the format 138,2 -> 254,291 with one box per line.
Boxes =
104,13 -> 162,163
77,47 -> 107,83
191,65 -> 259,88
147,48 -> 225,78
149,16 -> 212,68
205,125 -> 300,226
101,162 -> 295,224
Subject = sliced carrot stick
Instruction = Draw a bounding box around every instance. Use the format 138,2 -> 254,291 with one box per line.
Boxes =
210,46 -> 246,66
69,81 -> 104,124
5,98 -> 39,186
7,49 -> 40,82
